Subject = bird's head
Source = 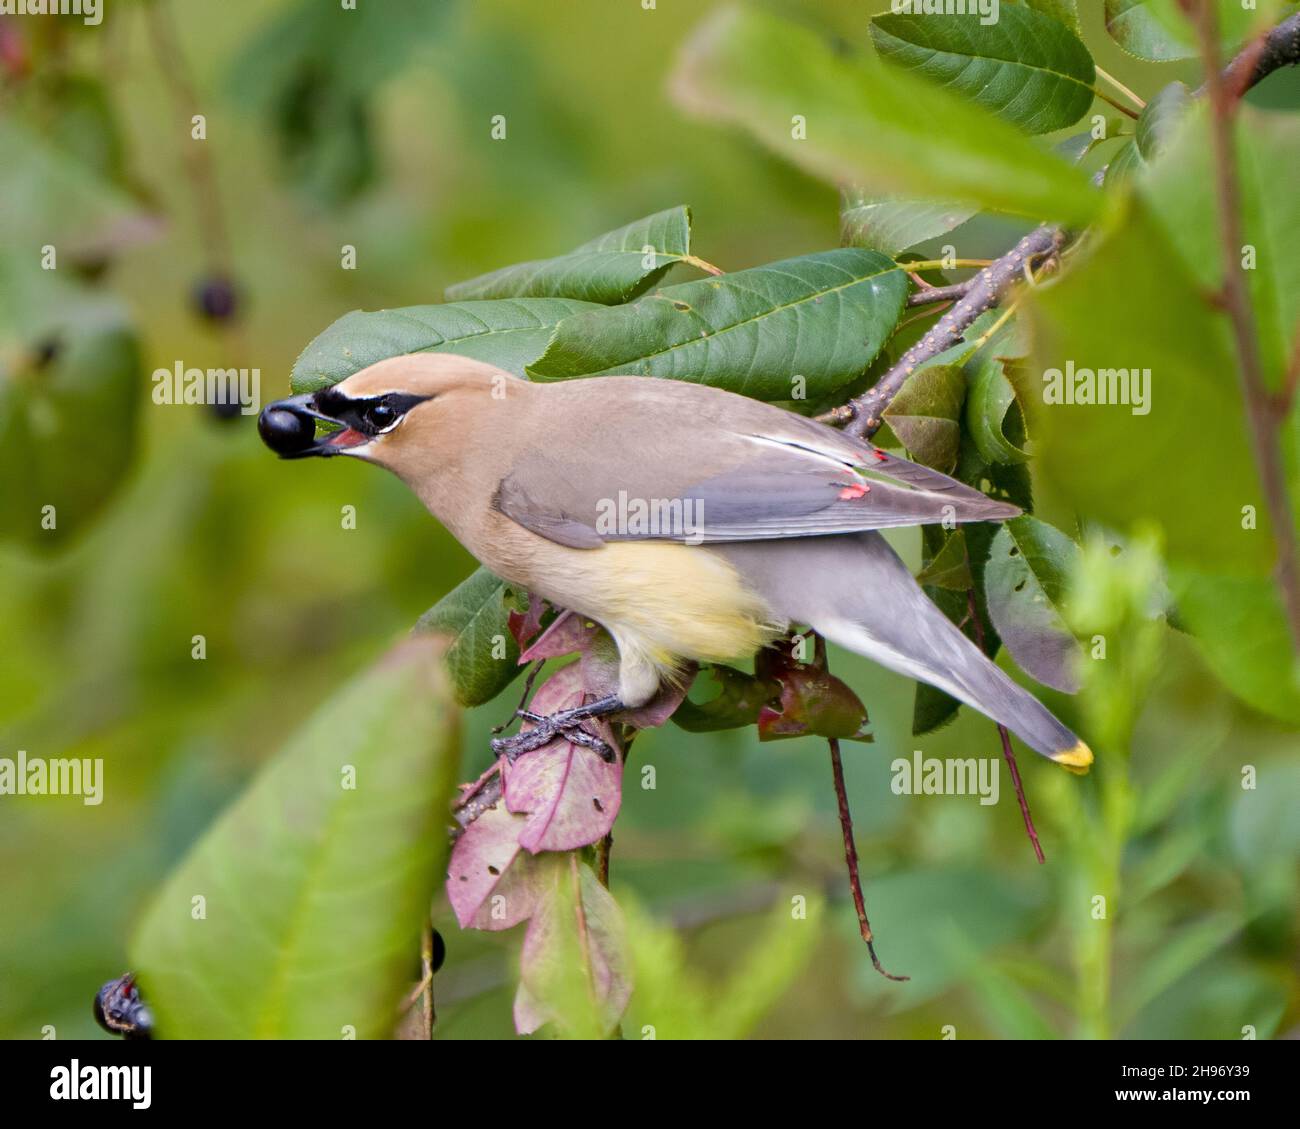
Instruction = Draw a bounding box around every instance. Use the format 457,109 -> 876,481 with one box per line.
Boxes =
257,354 -> 515,468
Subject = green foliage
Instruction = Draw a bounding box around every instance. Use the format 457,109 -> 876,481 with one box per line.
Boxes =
290,298 -> 601,390
882,364 -> 966,473
870,5 -> 1096,135
840,189 -> 975,256
131,638 -> 460,1039
4,0 -> 1298,1046
446,206 -> 694,304
414,567 -> 525,707
985,515 -> 1084,693
0,261 -> 141,549
527,249 -> 907,399
1027,197 -> 1267,574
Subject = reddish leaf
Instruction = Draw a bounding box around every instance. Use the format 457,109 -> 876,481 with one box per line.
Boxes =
504,664 -> 622,853
446,802 -> 532,929
755,638 -> 872,742
514,857 -> 631,1036
520,610 -> 602,661
507,593 -> 548,651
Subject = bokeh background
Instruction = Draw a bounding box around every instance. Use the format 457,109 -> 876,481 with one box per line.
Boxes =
1,0 -> 1297,1040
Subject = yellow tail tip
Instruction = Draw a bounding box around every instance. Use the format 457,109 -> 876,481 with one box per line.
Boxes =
1053,740 -> 1094,774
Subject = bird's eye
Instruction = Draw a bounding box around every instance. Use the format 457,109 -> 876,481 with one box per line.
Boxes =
367,403 -> 398,429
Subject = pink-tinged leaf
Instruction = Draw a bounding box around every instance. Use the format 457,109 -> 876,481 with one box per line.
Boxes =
755,638 -> 872,742
520,610 -> 602,661
446,802 -> 529,928
514,858 -> 631,1037
512,980 -> 547,1036
508,593 -> 548,652
503,664 -> 622,853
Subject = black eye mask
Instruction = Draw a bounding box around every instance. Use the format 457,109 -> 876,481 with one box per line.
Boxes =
315,389 -> 431,436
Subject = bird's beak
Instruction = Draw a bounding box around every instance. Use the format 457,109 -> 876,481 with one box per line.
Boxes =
258,392 -> 372,459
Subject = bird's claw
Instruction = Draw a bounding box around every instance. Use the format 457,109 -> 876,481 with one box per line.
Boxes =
489,712 -> 616,764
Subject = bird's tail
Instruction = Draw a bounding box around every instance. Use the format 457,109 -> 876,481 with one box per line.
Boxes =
716,533 -> 1092,771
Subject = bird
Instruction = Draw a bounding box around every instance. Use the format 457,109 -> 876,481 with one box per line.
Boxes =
259,353 -> 1092,772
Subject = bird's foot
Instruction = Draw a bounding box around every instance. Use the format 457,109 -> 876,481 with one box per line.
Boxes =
490,694 -> 624,764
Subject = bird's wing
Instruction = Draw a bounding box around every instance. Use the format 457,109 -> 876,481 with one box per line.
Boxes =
495,377 -> 1019,547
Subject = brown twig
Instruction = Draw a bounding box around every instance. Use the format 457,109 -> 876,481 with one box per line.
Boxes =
829,226 -> 1062,438
1212,10 -> 1300,100
906,280 -> 974,308
827,737 -> 907,981
1195,1 -> 1300,655
964,588 -> 1045,864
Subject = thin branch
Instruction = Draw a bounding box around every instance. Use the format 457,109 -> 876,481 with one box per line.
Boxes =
906,281 -> 974,308
1196,1 -> 1300,654
1095,65 -> 1147,112
1092,85 -> 1141,120
827,738 -> 908,981
1214,10 -> 1300,100
829,226 -> 1062,437
965,588 -> 1045,864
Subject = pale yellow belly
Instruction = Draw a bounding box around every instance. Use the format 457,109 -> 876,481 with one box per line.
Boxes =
481,534 -> 784,705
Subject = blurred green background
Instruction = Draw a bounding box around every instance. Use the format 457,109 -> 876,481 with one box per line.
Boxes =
1,0 -> 1296,1040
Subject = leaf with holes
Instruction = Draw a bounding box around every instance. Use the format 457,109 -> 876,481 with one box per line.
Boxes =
985,516 -> 1083,693
447,805 -> 557,931
446,206 -> 694,305
870,5 -> 1097,135
527,249 -> 907,400
290,297 -> 602,391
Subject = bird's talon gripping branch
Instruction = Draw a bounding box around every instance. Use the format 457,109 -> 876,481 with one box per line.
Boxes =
489,694 -> 626,764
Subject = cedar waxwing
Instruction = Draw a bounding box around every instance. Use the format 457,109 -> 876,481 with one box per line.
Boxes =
258,354 -> 1092,772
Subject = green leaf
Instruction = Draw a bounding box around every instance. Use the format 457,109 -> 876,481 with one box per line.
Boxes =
289,297 -> 602,391
1019,0 -> 1081,34
1027,195 -> 1270,575
915,527 -> 974,590
671,5 -> 1102,225
131,637 -> 460,1039
870,5 -> 1096,135
1141,104 -> 1300,388
985,516 -> 1084,692
0,257 -> 142,550
446,206 -> 694,305
883,363 -> 966,472
1107,81 -> 1193,188
1105,0 -> 1284,64
414,567 -> 525,707
965,353 -> 1031,465
527,249 -> 908,400
227,0 -> 448,204
840,188 -> 975,255
1103,0 -> 1197,61
1170,570 -> 1300,724
671,664 -> 777,733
